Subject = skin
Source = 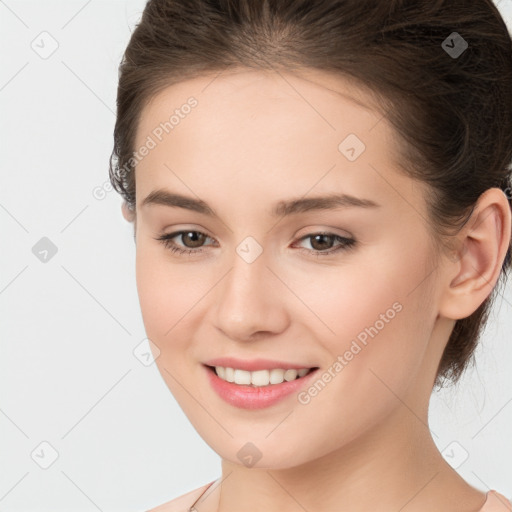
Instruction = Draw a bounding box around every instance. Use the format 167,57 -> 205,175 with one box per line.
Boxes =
122,68 -> 511,512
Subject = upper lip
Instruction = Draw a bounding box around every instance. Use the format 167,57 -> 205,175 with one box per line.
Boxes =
203,357 -> 317,372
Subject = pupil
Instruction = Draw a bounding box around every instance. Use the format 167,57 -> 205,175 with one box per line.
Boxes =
312,234 -> 332,250
184,231 -> 205,248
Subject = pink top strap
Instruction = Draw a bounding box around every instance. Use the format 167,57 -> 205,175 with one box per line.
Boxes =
187,484 -> 511,511
480,491 -> 512,511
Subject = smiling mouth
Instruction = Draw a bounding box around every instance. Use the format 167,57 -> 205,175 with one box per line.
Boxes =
205,364 -> 319,387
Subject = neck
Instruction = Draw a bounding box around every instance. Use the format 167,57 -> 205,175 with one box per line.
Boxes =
214,405 -> 485,512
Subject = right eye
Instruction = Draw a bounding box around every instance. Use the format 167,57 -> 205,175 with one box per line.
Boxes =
155,230 -> 216,255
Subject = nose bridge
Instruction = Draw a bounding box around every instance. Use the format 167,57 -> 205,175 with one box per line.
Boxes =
221,239 -> 272,314
213,236 -> 288,340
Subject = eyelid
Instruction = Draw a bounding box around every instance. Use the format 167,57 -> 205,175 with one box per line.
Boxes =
156,227 -> 357,258
158,225 -> 352,245
295,225 -> 354,239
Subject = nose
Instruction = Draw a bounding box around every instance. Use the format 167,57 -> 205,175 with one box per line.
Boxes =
212,246 -> 290,342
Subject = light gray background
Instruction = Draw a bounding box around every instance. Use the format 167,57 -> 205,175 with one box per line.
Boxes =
1,1 -> 511,511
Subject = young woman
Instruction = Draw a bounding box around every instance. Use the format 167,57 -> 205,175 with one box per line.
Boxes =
109,1 -> 512,510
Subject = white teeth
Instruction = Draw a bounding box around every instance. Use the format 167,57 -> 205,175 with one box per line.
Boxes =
214,366 -> 312,387
225,367 -> 235,382
251,370 -> 270,387
269,368 -> 284,384
234,369 -> 252,385
284,369 -> 298,381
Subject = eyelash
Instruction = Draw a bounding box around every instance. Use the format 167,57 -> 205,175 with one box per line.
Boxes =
155,230 -> 356,257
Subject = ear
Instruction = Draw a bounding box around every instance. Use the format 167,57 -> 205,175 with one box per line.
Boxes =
438,188 -> 511,321
121,201 -> 137,243
121,201 -> 135,223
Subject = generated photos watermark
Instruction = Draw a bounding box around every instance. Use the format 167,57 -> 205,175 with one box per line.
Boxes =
297,301 -> 403,405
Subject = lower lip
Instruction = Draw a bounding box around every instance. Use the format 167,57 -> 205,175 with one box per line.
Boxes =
204,365 -> 319,410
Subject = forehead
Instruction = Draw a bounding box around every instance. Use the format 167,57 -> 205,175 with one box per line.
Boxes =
133,68 -> 422,220
135,67 -> 385,148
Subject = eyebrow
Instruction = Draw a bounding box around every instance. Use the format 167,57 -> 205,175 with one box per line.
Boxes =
140,189 -> 380,217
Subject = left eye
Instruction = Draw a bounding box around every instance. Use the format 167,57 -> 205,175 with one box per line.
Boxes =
155,230 -> 356,257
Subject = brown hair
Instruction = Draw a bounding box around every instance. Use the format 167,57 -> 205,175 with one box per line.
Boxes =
109,0 -> 512,388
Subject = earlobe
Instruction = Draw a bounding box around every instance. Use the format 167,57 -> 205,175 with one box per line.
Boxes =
438,188 -> 511,320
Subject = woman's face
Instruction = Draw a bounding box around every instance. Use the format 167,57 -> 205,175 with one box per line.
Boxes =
131,68 -> 450,468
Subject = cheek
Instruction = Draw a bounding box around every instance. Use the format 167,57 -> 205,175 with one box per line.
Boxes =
135,246 -> 205,407
289,270 -> 435,456
303,247 -> 435,396
135,242 -> 199,347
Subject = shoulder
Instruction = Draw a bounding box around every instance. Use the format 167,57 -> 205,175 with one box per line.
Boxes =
480,490 -> 512,511
145,482 -> 213,512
